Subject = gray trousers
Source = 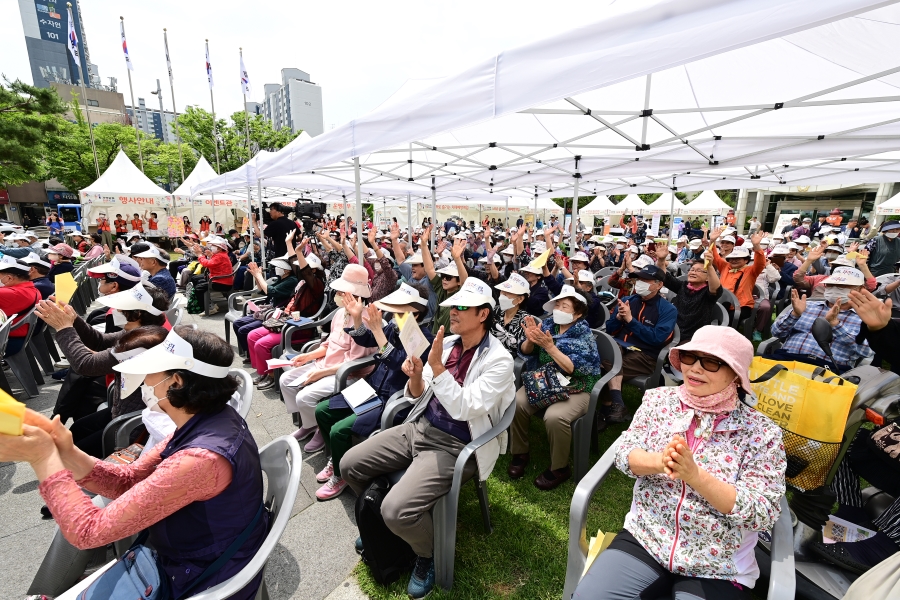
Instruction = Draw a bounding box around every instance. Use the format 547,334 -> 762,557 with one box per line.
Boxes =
341,418 -> 477,558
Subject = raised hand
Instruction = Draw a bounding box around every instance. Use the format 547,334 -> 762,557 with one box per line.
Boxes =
848,288 -> 892,331
402,355 -> 424,379
655,245 -> 669,262
390,222 -> 400,240
286,229 -> 296,245
749,229 -> 766,248
367,227 -> 377,246
825,298 -> 842,325
451,238 -> 466,260
361,303 -> 382,329
428,326 -> 445,371
708,226 -> 722,242
807,243 -> 825,262
436,240 -> 449,256
343,293 -> 365,320
790,288 -> 806,317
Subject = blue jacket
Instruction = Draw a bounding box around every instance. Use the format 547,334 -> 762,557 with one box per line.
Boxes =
605,293 -> 677,353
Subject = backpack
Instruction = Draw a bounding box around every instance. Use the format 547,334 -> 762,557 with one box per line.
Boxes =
354,476 -> 416,585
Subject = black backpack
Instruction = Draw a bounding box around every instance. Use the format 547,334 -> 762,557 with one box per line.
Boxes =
354,476 -> 416,585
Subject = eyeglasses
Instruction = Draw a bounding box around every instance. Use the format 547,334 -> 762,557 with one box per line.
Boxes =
678,351 -> 728,373
451,305 -> 471,311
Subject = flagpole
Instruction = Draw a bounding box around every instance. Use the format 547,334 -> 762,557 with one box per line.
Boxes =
163,28 -> 185,182
206,39 -> 221,174
240,47 -> 254,259
120,16 -> 144,172
67,3 -> 99,178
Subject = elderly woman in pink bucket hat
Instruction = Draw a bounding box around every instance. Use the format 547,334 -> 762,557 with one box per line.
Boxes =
573,326 -> 786,600
278,264 -> 378,452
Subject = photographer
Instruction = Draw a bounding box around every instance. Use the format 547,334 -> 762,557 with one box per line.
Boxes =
252,201 -> 299,258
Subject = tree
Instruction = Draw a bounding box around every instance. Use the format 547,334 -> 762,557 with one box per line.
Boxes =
175,107 -> 298,174
0,78 -> 67,187
46,101 -> 196,192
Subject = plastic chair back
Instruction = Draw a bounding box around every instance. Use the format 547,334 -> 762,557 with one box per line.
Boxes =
186,436 -> 303,600
712,302 -> 730,327
717,288 -> 741,328
231,368 -> 254,419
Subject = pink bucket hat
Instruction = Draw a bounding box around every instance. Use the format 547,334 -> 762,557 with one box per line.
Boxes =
669,325 -> 754,392
49,243 -> 75,258
329,263 -> 371,298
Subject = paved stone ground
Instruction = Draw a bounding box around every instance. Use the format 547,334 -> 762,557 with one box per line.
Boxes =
0,307 -> 368,600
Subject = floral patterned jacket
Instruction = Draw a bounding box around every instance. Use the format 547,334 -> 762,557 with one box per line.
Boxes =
615,386 -> 786,587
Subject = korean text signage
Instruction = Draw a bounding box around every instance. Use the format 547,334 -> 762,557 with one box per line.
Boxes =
34,2 -> 64,44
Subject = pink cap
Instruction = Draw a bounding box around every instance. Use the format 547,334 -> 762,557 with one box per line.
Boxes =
669,325 -> 754,392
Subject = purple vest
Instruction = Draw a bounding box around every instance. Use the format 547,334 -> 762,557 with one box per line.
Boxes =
152,406 -> 267,600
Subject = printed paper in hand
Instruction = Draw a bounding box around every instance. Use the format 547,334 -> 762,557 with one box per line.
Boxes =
528,248 -> 552,269
822,515 -> 877,544
55,272 -> 78,305
395,312 -> 429,359
265,358 -> 294,370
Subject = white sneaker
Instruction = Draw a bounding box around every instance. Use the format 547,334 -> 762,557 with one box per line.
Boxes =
206,304 -> 219,315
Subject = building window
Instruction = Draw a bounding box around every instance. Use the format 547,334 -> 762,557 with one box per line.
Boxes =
87,99 -> 99,107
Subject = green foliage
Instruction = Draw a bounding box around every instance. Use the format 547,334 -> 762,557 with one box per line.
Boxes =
714,189 -> 738,208
637,193 -> 660,203
549,196 -> 595,211
175,106 -> 298,174
0,78 -> 67,186
45,103 -> 196,192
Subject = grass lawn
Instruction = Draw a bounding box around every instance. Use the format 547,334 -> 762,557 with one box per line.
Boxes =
355,385 -> 644,600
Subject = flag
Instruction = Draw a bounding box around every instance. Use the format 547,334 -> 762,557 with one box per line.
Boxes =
164,32 -> 173,84
66,6 -> 80,62
120,21 -> 134,71
205,44 -> 214,89
240,55 -> 251,95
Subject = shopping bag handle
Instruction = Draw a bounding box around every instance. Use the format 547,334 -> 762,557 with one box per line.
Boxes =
750,364 -> 844,385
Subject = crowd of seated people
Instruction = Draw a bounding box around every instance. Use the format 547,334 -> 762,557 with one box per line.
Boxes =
6,209 -> 900,600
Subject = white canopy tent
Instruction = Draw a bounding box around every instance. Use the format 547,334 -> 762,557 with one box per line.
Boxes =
646,193 -> 686,215
612,194 -> 650,215
240,0 -> 900,255
875,191 -> 900,215
79,150 -> 173,226
681,189 -> 732,216
579,195 -> 615,216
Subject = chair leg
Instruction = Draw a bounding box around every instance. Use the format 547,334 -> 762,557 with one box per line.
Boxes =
204,290 -> 211,317
27,348 -> 45,385
475,478 -> 492,534
44,330 -> 61,362
572,417 -> 589,484
224,320 -> 231,344
0,369 -> 14,396
433,494 -> 456,590
7,353 -> 39,398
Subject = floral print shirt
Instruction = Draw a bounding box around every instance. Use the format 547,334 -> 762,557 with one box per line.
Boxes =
615,386 -> 786,587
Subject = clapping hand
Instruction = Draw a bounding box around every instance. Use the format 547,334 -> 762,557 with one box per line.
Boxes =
617,299 -> 632,323
664,436 -> 700,485
35,300 -> 77,330
343,293 -> 365,320
749,229 -> 766,248
825,298 -> 842,325
427,326 -> 446,372
848,288 -> 892,331
361,303 -> 382,329
451,238 -> 466,260
790,288 -> 806,317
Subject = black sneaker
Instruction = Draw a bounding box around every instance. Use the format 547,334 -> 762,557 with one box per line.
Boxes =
605,403 -> 632,424
40,505 -> 53,520
354,536 -> 364,555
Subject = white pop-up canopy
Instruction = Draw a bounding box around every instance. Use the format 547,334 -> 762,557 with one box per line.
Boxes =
646,193 -> 686,215
681,189 -> 732,215
172,156 -> 252,217
876,191 -> 900,215
612,194 -> 650,215
79,150 -> 173,221
579,195 -> 616,216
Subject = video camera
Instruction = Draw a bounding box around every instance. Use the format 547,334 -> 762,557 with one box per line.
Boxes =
294,201 -> 326,234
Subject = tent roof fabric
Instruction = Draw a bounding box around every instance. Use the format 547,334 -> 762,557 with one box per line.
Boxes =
80,150 -> 171,197
646,193 -> 686,214
249,0 -> 900,201
876,191 -> 900,214
681,189 -> 732,215
580,195 -> 616,215
613,194 -> 650,214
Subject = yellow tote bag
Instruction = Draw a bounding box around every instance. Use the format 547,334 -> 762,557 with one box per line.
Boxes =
747,356 -> 857,491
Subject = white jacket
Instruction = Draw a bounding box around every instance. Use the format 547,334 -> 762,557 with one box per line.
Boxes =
404,332 -> 515,481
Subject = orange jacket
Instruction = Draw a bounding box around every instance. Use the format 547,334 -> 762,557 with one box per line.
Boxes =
712,246 -> 765,308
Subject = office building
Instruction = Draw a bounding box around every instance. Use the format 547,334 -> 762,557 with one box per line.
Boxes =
17,0 -> 112,90
126,98 -> 178,143
52,82 -> 127,126
252,69 -> 324,137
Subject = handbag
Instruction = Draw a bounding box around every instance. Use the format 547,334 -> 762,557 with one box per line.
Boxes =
522,363 -> 570,410
866,418 -> 900,475
747,357 -> 857,491
81,503 -> 264,600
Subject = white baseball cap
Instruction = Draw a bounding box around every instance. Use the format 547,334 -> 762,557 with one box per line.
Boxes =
113,328 -> 232,397
125,231 -> 142,240
571,251 -> 590,263
769,244 -> 790,256
689,239 -> 703,249
270,258 -> 292,271
374,282 -> 428,312
822,266 -> 865,287
478,254 -> 502,264
436,262 -> 460,278
519,262 -> 544,275
305,253 -> 323,270
633,254 -> 654,269
439,277 -> 495,308
20,252 -> 51,269
501,246 -> 516,256
575,269 -> 595,283
0,255 -> 30,273
795,235 -> 811,244
542,284 -> 587,313
87,256 -> 142,282
727,247 -> 750,259
134,244 -> 170,264
720,235 -> 736,244
496,273 -> 530,295
406,251 -> 425,265
97,282 -> 164,314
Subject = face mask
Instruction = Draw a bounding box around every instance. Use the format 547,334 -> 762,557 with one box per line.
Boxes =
502,255 -> 511,263
373,262 -> 383,273
825,252 -> 839,261
823,287 -> 847,306
886,233 -> 899,240
553,309 -> 574,325
498,295 -> 516,311
112,309 -> 128,327
634,280 -> 654,297
334,294 -> 345,307
140,375 -> 173,409
277,268 -> 290,277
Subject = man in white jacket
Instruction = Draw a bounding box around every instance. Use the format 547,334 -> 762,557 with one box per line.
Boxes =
341,277 -> 515,599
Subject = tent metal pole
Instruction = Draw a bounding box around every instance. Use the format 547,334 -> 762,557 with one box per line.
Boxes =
668,178 -> 676,246
354,158 -> 365,259
258,180 -> 266,271
431,178 -> 437,250
246,186 -> 254,262
211,193 -> 216,234
641,74 -> 652,146
570,157 -> 580,257
505,196 -> 508,229
407,193 -> 411,239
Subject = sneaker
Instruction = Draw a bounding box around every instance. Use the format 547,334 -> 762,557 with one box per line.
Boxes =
316,459 -> 334,483
605,403 -> 632,424
752,331 -> 762,342
315,475 -> 348,501
304,429 -> 326,453
53,359 -> 70,369
292,426 -> 317,442
355,536 -> 364,555
206,304 -> 219,315
407,556 -> 435,599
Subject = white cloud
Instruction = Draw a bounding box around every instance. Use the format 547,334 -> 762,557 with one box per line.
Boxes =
1,0 -> 611,129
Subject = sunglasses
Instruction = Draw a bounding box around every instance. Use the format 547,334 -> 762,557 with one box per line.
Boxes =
451,305 -> 471,311
678,351 -> 728,373
440,274 -> 458,281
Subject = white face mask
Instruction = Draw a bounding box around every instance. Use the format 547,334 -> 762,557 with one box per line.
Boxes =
140,375 -> 172,409
886,232 -> 899,240
823,287 -> 848,306
502,255 -> 512,263
634,280 -> 654,297
111,309 -> 128,327
553,309 -> 574,325
498,295 -> 516,311
825,252 -> 839,261
276,268 -> 290,277
334,294 -> 345,307
373,262 -> 382,273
